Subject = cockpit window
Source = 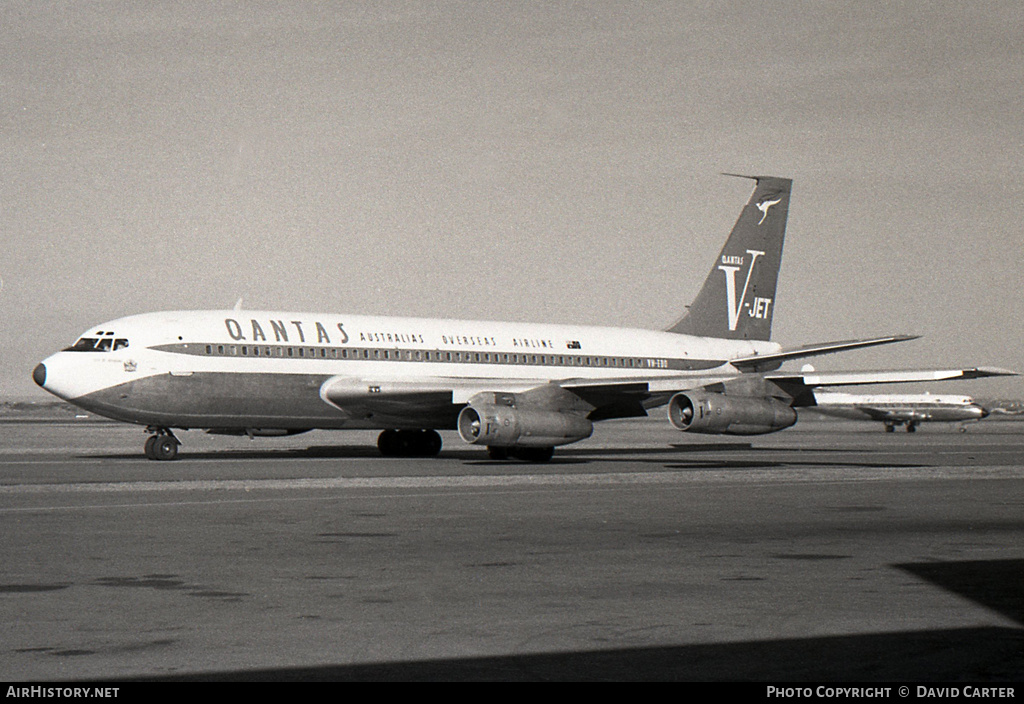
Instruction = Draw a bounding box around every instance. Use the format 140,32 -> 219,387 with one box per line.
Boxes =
63,337 -> 129,352
64,338 -> 99,351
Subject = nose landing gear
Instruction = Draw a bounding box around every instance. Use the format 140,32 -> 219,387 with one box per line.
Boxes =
144,428 -> 180,461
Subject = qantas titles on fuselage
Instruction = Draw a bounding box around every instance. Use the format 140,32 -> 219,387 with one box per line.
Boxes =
223,317 -> 560,349
221,316 -> 575,355
152,315 -> 694,372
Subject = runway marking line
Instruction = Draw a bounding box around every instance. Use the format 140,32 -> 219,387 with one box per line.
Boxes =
0,465 -> 1021,499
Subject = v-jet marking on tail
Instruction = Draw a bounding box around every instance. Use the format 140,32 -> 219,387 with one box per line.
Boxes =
33,174 -> 1015,461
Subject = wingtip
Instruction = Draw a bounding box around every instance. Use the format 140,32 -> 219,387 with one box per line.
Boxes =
967,367 -> 1019,378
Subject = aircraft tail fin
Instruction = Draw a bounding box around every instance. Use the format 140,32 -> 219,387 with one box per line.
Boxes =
668,175 -> 792,341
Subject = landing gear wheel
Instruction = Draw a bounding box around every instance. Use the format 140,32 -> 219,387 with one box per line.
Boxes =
377,429 -> 443,458
884,424 -> 895,433
511,446 -> 555,463
487,446 -> 510,461
377,429 -> 399,456
906,424 -> 917,433
144,429 -> 180,461
152,436 -> 179,461
422,429 -> 443,457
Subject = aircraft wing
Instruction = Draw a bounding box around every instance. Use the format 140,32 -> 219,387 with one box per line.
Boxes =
321,373 -> 736,425
558,374 -> 744,415
765,367 -> 1016,387
763,367 -> 1016,408
729,335 -> 919,373
320,366 -> 1015,426
320,375 -> 638,425
560,366 -> 1017,416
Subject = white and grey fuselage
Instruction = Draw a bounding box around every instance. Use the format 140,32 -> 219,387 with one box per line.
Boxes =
35,309 -> 778,433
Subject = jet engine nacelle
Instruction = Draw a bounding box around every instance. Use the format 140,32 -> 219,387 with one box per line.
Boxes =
457,403 -> 593,448
667,392 -> 797,435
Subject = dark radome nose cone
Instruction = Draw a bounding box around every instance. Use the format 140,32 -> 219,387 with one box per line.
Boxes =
32,363 -> 46,387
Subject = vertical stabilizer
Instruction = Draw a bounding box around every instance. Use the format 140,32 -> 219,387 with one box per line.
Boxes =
668,175 -> 792,341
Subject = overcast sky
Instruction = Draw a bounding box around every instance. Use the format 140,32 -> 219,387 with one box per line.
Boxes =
2,1 -> 1022,401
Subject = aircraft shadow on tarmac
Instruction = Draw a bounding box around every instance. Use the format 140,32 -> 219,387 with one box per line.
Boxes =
89,441 -> 929,468
121,560 -> 1023,682
90,442 -> 756,462
660,459 -> 928,470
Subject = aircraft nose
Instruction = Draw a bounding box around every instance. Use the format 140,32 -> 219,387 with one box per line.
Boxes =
977,405 -> 990,419
32,362 -> 46,387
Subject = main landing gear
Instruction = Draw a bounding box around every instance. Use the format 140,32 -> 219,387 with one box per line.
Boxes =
144,428 -> 180,461
486,446 -> 555,463
377,429 -> 443,458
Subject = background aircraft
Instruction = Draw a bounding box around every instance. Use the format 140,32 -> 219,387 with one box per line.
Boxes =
805,391 -> 990,432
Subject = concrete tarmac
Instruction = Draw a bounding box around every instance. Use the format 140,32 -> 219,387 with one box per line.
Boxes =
1,418 -> 1022,681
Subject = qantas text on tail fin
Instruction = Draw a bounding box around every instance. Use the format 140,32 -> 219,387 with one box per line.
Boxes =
32,175 -> 1013,461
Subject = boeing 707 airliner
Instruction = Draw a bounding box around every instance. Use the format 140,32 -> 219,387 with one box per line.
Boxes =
32,175 -> 1013,460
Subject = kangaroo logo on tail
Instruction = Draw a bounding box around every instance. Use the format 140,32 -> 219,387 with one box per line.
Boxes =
756,197 -> 782,225
668,175 -> 792,341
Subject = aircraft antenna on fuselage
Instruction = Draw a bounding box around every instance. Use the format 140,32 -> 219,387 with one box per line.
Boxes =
667,174 -> 792,341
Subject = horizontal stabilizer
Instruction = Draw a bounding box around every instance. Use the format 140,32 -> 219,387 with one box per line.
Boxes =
731,335 -> 919,372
